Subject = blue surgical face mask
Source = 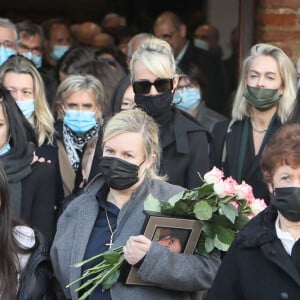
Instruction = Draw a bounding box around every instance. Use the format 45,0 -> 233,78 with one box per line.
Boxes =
16,99 -> 35,119
64,109 -> 97,134
0,141 -> 11,157
0,45 -> 17,65
22,52 -> 42,68
51,45 -> 70,61
194,39 -> 209,51
173,88 -> 201,111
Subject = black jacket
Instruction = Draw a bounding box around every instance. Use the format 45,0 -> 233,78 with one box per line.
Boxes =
159,108 -> 211,189
210,117 -> 282,203
207,206 -> 300,300
17,231 -> 56,300
1,144 -> 57,243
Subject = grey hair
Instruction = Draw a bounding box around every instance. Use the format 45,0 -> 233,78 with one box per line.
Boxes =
127,32 -> 153,60
0,18 -> 18,43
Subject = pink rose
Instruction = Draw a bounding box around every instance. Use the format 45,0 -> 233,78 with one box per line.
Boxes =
223,177 -> 237,196
204,166 -> 224,184
249,198 -> 267,215
234,181 -> 255,202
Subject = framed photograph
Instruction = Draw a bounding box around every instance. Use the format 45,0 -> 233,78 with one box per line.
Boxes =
122,211 -> 202,286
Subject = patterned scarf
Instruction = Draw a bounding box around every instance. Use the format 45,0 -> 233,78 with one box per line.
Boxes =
63,123 -> 99,171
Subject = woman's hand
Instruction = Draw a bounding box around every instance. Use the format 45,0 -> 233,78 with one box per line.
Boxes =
123,235 -> 151,265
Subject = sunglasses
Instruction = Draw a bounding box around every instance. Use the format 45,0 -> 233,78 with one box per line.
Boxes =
132,78 -> 173,94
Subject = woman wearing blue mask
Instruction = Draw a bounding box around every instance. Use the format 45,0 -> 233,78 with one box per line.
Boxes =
173,64 -> 227,133
0,55 -> 55,157
210,43 -> 297,204
54,74 -> 104,198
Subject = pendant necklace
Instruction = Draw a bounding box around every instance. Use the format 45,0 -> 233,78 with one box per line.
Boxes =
105,209 -> 116,249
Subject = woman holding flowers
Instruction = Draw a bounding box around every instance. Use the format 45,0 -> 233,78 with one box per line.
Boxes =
50,108 -> 220,300
210,43 -> 297,204
208,123 -> 300,300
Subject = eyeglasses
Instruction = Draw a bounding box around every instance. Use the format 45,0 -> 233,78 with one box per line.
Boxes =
132,78 -> 173,94
0,40 -> 15,49
18,43 -> 42,55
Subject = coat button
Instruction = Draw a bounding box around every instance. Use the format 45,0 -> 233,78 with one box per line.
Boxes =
280,292 -> 289,299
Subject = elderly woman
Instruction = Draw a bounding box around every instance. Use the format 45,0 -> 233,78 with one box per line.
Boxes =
51,108 -> 220,299
210,43 -> 297,204
54,74 -> 104,197
208,123 -> 300,299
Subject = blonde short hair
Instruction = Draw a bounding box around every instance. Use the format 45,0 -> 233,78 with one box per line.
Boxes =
130,37 -> 177,80
54,74 -> 104,122
232,43 -> 297,123
102,108 -> 163,180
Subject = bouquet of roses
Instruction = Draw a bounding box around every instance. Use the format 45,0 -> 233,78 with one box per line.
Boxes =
67,167 -> 267,298
145,166 -> 267,255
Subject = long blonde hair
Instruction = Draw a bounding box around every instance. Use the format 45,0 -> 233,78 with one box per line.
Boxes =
232,43 -> 297,123
0,55 -> 54,145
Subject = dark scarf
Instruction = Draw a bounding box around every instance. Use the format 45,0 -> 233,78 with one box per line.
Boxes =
1,143 -> 34,217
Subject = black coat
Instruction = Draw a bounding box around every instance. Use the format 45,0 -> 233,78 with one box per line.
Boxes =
22,162 -> 57,243
178,42 -> 228,115
18,230 -> 56,300
210,117 -> 282,203
159,108 -> 211,189
207,206 -> 300,300
1,144 -> 56,243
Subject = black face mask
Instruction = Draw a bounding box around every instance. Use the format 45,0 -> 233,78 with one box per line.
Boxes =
272,187 -> 300,222
134,91 -> 173,125
99,156 -> 142,190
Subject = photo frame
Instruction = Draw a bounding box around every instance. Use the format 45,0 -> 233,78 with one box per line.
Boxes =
122,211 -> 202,286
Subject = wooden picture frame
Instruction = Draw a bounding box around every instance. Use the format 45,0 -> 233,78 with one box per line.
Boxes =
122,211 -> 202,286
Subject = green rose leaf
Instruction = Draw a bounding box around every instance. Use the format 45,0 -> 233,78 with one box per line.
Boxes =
168,191 -> 185,206
213,235 -> 230,251
193,200 -> 213,220
220,203 -> 238,224
204,237 -> 215,253
216,225 -> 235,244
102,270 -> 120,291
144,194 -> 161,212
202,223 -> 215,238
235,212 -> 250,230
103,251 -> 121,264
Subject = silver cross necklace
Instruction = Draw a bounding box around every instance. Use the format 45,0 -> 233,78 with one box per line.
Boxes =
105,210 -> 116,249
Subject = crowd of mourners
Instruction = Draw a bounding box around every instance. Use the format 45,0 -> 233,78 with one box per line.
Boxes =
0,9 -> 300,300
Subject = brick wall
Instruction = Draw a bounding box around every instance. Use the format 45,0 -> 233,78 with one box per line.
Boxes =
257,0 -> 300,64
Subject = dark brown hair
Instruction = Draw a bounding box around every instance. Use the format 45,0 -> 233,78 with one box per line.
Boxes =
261,123 -> 300,183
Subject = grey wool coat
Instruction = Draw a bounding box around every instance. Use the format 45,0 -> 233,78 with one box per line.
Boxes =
50,175 -> 220,300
